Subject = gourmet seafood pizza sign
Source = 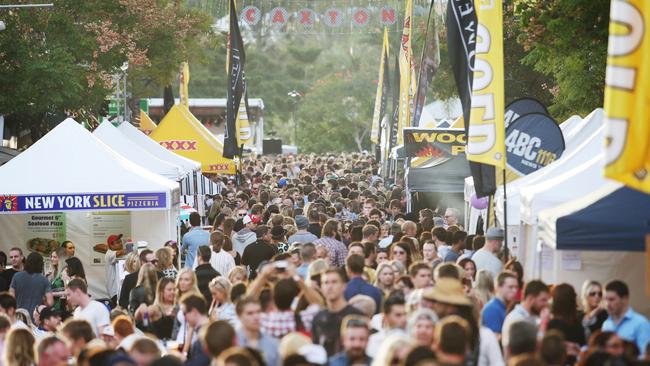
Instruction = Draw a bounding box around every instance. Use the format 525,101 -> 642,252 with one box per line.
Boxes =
0,193 -> 167,213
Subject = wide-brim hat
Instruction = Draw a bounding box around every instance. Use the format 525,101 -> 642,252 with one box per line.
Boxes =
423,278 -> 472,306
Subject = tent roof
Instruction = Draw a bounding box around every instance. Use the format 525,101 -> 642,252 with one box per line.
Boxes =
139,111 -> 157,134
495,109 -> 603,224
94,121 -> 184,181
538,183 -> 650,251
118,122 -> 200,174
0,118 -> 178,200
407,157 -> 470,193
149,105 -> 236,175
0,147 -> 19,166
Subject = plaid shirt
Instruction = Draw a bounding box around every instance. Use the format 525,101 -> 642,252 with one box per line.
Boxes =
313,236 -> 348,267
260,310 -> 296,338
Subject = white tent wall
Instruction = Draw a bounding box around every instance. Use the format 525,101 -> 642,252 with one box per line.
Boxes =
539,247 -> 650,316
0,210 -> 175,299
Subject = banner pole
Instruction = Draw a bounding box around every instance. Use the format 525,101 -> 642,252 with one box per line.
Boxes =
503,168 -> 509,260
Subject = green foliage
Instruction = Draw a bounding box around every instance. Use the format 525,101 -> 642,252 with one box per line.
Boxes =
0,0 -> 213,143
513,0 -> 610,119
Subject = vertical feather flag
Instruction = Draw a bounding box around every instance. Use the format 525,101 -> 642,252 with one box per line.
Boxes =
371,28 -> 390,145
397,0 -> 415,146
603,0 -> 650,192
467,0 -> 506,169
413,0 -> 441,127
447,0 -> 496,197
224,0 -> 248,159
179,62 -> 190,107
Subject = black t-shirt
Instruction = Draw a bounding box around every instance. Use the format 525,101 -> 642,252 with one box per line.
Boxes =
311,304 -> 363,356
1,268 -> 18,290
547,317 -> 587,345
307,223 -> 322,238
241,241 -> 275,279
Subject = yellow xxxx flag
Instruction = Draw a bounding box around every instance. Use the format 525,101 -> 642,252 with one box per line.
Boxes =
604,0 -> 650,192
179,62 -> 190,107
397,0 -> 414,146
467,0 -> 506,169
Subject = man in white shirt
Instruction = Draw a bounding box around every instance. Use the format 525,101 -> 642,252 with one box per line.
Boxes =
366,296 -> 407,357
105,234 -> 126,305
472,227 -> 504,278
66,279 -> 110,337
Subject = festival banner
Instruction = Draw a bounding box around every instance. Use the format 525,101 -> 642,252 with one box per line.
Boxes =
403,128 -> 466,159
371,28 -> 390,145
24,213 -> 66,256
467,0 -> 505,169
0,193 -> 167,213
179,62 -> 190,107
413,0 -> 441,127
505,113 -> 565,178
504,98 -> 549,129
447,0 -> 496,197
389,53 -> 400,153
397,0 -> 414,146
603,0 -> 650,193
224,0 -> 248,159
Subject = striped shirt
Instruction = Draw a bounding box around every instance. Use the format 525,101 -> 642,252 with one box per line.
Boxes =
313,236 -> 348,267
192,248 -> 235,277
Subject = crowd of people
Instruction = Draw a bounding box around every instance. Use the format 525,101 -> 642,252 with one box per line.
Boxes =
0,153 -> 649,366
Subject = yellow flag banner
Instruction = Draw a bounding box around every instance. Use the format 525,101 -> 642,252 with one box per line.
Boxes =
397,0 -> 413,146
179,62 -> 190,107
236,102 -> 252,146
371,28 -> 390,145
604,0 -> 650,192
467,0 -> 506,169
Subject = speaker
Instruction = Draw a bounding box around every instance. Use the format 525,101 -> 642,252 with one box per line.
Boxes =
263,139 -> 282,155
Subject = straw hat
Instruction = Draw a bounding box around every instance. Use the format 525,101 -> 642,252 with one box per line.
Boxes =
423,278 -> 472,306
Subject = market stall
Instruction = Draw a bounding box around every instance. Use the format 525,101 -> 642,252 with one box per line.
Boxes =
0,119 -> 180,298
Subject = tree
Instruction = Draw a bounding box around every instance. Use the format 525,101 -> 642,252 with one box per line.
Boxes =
513,0 -> 610,119
0,0 -> 213,145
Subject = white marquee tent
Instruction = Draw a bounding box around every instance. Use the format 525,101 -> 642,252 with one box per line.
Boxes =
0,119 -> 179,298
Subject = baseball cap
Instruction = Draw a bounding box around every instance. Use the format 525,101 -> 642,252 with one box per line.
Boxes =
295,215 -> 308,229
243,215 -> 253,225
486,227 -> 504,240
107,234 -> 123,245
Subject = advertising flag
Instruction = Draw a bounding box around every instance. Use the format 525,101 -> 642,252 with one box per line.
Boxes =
603,0 -> 650,192
179,62 -> 190,106
371,28 -> 390,145
413,0 -> 441,127
447,0 -> 496,197
389,53 -> 401,153
224,0 -> 247,159
397,0 -> 415,145
467,0 -> 506,169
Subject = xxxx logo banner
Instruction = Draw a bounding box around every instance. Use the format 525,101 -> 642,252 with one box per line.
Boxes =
159,140 -> 198,151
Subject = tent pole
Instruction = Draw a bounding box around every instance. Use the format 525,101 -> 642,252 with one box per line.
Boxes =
503,168 -> 509,260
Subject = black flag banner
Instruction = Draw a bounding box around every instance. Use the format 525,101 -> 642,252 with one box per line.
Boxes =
163,85 -> 175,115
413,0 -> 440,127
224,0 -> 247,159
446,0 -> 496,198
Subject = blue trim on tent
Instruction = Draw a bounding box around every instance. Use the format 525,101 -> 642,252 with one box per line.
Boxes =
556,187 -> 650,251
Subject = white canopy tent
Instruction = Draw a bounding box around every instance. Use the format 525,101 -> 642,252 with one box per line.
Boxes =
0,119 -> 179,298
94,121 -> 184,181
495,109 -> 604,225
536,183 -> 650,315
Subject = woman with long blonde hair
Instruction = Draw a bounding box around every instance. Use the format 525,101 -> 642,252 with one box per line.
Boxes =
174,268 -> 203,353
208,276 -> 238,327
373,262 -> 395,297
155,247 -> 177,279
142,277 -> 177,340
4,328 -> 35,366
